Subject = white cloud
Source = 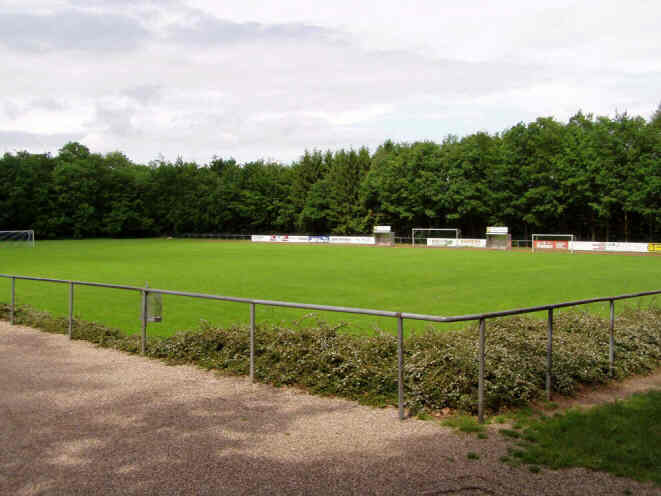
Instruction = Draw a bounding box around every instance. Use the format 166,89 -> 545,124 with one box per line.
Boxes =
1,0 -> 660,163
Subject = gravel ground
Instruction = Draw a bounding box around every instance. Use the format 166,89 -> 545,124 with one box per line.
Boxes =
1,322 -> 659,496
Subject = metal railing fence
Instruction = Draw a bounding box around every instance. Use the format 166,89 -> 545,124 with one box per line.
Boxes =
2,272 -> 660,422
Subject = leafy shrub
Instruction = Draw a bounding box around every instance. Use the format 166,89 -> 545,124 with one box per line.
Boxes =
1,303 -> 659,414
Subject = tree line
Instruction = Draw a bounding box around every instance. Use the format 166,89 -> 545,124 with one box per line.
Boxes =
2,110 -> 660,241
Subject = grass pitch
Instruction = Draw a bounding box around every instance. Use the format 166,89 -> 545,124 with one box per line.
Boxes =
1,239 -> 660,337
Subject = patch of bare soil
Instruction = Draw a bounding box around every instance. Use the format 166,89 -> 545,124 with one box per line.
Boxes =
536,368 -> 661,412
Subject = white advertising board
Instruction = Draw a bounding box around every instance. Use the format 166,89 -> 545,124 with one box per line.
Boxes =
287,236 -> 311,243
486,226 -> 508,235
307,235 -> 330,243
373,225 -> 391,233
427,238 -> 486,248
253,234 -> 373,244
329,236 -> 375,245
427,238 -> 458,247
251,234 -> 310,243
251,235 -> 272,242
570,241 -> 649,253
459,238 -> 487,248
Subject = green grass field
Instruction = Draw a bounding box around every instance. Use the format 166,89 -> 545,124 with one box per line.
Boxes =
1,239 -> 660,337
509,392 -> 661,485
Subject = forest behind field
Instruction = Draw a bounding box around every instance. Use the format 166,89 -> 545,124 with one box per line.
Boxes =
2,110 -> 661,241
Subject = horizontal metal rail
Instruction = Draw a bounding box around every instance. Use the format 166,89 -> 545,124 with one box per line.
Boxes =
2,274 -> 660,322
2,272 -> 660,422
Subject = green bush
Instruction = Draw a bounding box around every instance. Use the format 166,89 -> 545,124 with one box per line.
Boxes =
1,304 -> 659,414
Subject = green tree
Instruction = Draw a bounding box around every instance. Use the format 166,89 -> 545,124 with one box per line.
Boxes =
651,101 -> 661,129
361,141 -> 448,235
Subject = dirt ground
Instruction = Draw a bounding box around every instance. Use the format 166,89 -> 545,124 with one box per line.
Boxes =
535,367 -> 661,412
1,322 -> 660,496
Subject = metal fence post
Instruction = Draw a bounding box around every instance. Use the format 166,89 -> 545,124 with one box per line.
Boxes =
68,282 -> 74,339
250,302 -> 255,382
609,300 -> 615,376
10,277 -> 15,325
478,318 -> 486,424
141,287 -> 148,355
546,308 -> 553,402
397,315 -> 404,420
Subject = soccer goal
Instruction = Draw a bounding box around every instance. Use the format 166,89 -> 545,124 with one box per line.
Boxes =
531,234 -> 575,254
412,228 -> 461,248
0,230 -> 35,247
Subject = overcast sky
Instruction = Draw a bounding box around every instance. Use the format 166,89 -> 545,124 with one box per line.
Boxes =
1,0 -> 660,164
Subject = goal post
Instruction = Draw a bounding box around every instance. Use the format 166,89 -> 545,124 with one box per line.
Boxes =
412,228 -> 461,248
0,230 -> 35,247
531,234 -> 575,254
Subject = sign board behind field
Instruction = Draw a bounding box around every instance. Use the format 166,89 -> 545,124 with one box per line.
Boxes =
374,225 -> 391,233
486,226 -> 508,235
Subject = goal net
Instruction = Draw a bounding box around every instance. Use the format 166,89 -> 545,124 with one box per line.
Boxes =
0,230 -> 35,247
412,228 -> 460,248
531,234 -> 575,253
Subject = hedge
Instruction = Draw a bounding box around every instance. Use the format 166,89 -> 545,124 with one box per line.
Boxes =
2,304 -> 660,414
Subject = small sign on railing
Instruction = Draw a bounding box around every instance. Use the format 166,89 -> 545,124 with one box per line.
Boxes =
142,283 -> 162,323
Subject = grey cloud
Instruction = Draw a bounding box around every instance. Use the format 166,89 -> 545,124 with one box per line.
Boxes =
31,98 -> 66,111
90,105 -> 140,137
3,101 -> 20,120
0,130 -> 85,151
166,15 -> 339,46
1,98 -> 65,120
121,85 -> 162,105
0,9 -> 150,52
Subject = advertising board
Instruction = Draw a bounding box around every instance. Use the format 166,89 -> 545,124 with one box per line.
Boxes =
251,235 -> 309,243
251,235 -> 272,242
308,235 -> 330,243
329,236 -> 375,245
427,238 -> 486,248
570,241 -> 649,253
459,238 -> 487,248
427,238 -> 458,247
534,240 -> 569,250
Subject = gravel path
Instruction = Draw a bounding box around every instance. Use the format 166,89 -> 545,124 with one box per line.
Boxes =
1,322 -> 659,496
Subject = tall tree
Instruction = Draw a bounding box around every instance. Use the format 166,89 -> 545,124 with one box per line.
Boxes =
651,101 -> 661,129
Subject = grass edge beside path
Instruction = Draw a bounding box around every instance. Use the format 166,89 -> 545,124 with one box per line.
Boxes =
512,391 -> 661,486
437,390 -> 661,487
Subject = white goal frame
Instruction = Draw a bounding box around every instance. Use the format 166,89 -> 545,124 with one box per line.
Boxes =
0,230 -> 35,247
531,233 -> 575,254
412,228 -> 460,248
